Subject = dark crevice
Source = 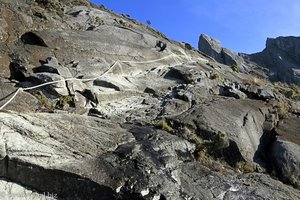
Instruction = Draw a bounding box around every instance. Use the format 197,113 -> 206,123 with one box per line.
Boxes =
163,68 -> 188,84
21,32 -> 48,47
0,158 -> 116,200
222,141 -> 244,166
93,79 -> 121,91
253,128 -> 278,170
9,62 -> 27,81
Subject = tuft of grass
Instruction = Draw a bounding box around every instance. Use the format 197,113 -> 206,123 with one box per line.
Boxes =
56,95 -> 75,109
231,64 -> 239,73
152,119 -> 173,132
242,76 -> 267,87
276,100 -> 290,119
210,72 -> 221,81
290,83 -> 300,94
235,161 -> 255,173
30,91 -> 53,111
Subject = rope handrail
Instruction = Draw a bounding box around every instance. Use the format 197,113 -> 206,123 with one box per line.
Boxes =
0,53 -> 203,111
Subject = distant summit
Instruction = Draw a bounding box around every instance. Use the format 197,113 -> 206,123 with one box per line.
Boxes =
250,36 -> 300,84
198,34 -> 300,85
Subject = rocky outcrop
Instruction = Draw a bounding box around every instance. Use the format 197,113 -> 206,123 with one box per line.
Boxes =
271,117 -> 300,188
198,34 -> 249,73
0,0 -> 300,199
247,36 -> 300,85
170,98 -> 273,164
0,113 -> 299,200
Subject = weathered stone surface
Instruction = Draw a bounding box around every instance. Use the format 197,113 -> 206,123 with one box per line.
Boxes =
171,98 -> 271,163
198,34 -> 249,73
269,116 -> 300,188
0,113 -> 299,200
0,179 -> 57,200
180,163 -> 300,200
198,34 -> 222,63
29,73 -> 69,96
248,36 -> 300,85
34,57 -> 72,78
271,139 -> 300,188
0,113 -> 132,199
0,0 -> 299,198
0,79 -> 39,113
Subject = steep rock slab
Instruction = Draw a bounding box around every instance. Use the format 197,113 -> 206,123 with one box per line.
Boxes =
271,139 -> 300,189
180,162 -> 300,200
0,79 -> 39,112
171,98 -> 271,164
271,116 -> 300,188
0,113 -> 132,199
0,179 -> 57,200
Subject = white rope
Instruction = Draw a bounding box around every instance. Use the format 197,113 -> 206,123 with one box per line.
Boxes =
0,53 -> 195,111
0,88 -> 23,110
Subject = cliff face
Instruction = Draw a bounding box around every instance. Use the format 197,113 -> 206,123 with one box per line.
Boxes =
0,0 -> 300,199
198,34 -> 300,85
249,36 -> 300,84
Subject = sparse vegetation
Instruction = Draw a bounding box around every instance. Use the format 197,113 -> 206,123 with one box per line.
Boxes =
231,64 -> 239,72
32,0 -> 90,17
290,83 -> 300,94
210,72 -> 221,80
56,95 -> 75,109
94,16 -> 104,25
235,161 -> 255,173
273,82 -> 300,99
152,119 -> 173,132
276,100 -> 290,119
242,76 -> 267,86
30,90 -> 53,111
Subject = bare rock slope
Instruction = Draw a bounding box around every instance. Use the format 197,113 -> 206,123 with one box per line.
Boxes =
0,0 -> 300,199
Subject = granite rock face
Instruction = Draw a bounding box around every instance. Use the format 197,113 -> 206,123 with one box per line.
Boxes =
248,36 -> 300,85
198,34 -> 249,73
0,0 -> 300,199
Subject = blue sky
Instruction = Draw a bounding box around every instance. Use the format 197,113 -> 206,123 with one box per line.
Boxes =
91,0 -> 300,53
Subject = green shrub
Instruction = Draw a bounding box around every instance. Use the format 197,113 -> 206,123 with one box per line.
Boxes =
290,83 -> 299,94
276,100 -> 290,119
211,72 -> 221,80
56,95 -> 75,109
152,119 -> 173,132
235,161 -> 255,173
231,64 -> 239,73
30,91 -> 53,111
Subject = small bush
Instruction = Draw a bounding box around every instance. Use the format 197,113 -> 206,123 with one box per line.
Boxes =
235,161 -> 255,173
153,119 -> 173,132
30,91 -> 53,111
242,76 -> 267,86
281,90 -> 294,99
211,72 -> 221,80
290,83 -> 299,94
276,100 -> 290,119
231,64 -> 239,73
56,95 -> 75,109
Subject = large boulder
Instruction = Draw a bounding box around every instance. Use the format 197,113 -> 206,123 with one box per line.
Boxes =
271,139 -> 300,188
170,98 -> 272,164
271,117 -> 300,188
